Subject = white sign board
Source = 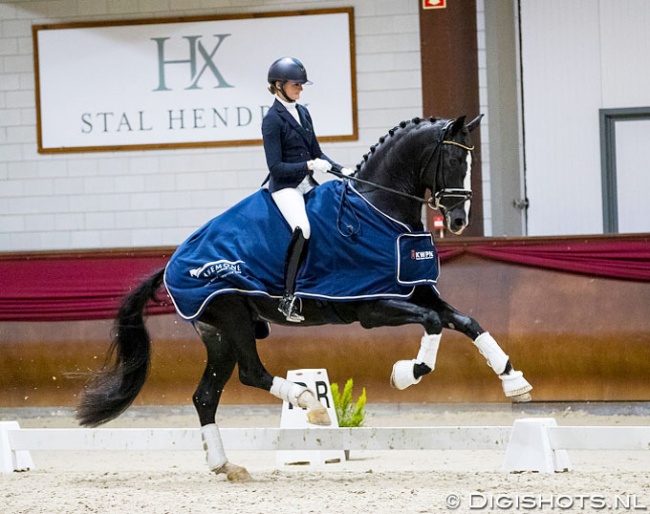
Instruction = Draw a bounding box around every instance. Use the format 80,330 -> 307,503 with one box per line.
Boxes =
277,368 -> 344,466
33,9 -> 357,153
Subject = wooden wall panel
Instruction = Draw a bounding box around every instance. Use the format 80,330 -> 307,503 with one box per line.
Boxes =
419,0 -> 483,236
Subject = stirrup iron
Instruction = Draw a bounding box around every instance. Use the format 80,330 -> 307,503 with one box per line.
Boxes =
279,294 -> 304,323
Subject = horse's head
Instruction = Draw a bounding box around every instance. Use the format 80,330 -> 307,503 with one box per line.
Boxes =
422,115 -> 482,235
354,115 -> 482,233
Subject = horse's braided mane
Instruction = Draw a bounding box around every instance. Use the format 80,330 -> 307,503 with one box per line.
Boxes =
356,116 -> 439,171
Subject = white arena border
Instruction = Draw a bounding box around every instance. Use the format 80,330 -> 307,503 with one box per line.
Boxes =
1,419 -> 649,474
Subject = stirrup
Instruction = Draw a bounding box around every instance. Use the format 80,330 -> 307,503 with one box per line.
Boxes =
278,294 -> 304,323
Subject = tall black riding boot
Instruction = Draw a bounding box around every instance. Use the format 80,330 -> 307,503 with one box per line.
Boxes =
279,228 -> 307,323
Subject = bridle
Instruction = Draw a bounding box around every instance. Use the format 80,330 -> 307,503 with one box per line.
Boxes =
330,123 -> 474,214
419,124 -> 474,213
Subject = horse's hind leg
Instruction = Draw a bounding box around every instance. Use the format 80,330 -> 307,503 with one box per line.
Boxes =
192,320 -> 252,482
222,299 -> 332,426
473,332 -> 532,401
435,299 -> 533,402
203,297 -> 331,427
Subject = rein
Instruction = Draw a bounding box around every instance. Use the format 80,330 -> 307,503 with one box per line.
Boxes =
328,138 -> 474,211
328,168 -> 431,206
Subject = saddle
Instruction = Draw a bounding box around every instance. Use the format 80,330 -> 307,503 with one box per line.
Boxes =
164,180 -> 440,321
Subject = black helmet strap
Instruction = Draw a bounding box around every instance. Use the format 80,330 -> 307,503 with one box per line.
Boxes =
277,81 -> 295,103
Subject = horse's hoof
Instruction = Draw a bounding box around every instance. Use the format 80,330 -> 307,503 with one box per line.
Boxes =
214,461 -> 252,482
500,369 -> 533,399
307,406 -> 331,426
390,359 -> 422,390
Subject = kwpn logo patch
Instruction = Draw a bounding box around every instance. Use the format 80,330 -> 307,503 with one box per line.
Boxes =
411,249 -> 436,261
399,234 -> 439,286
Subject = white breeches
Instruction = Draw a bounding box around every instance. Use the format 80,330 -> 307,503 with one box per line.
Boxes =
271,180 -> 314,239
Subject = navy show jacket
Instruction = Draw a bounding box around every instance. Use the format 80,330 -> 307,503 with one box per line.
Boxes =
261,99 -> 337,192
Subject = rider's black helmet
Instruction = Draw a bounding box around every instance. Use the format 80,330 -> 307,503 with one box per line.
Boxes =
267,57 -> 312,85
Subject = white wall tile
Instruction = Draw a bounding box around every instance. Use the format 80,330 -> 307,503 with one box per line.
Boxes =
9,231 -> 40,249
6,125 -> 33,143
54,212 -> 84,231
24,212 -> 56,231
7,160 -> 37,179
0,178 -> 24,196
77,0 -> 108,16
0,214 -> 25,231
70,230 -> 102,248
52,177 -> 85,196
23,178 -> 53,196
40,230 -> 70,249
0,37 -> 19,56
85,211 -> 115,230
1,143 -> 24,161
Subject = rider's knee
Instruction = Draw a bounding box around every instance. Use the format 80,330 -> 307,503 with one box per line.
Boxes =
295,224 -> 310,239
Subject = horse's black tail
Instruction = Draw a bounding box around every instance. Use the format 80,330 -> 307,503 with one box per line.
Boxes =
76,268 -> 166,427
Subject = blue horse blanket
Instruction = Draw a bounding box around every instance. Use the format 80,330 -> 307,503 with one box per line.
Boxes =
164,180 -> 440,320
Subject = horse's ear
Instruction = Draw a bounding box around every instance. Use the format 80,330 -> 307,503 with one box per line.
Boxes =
466,114 -> 484,132
448,116 -> 466,135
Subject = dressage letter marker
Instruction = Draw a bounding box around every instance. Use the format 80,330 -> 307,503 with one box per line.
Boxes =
277,369 -> 345,466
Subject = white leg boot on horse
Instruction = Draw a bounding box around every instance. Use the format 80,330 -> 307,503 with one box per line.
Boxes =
472,332 -> 532,402
391,333 -> 441,390
201,424 -> 252,482
270,376 -> 331,425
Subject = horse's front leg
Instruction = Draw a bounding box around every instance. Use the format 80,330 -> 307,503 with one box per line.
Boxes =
435,298 -> 533,402
356,299 -> 443,390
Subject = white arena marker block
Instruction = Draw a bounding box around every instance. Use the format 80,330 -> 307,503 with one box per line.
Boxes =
0,421 -> 34,473
502,418 -> 571,474
277,369 -> 345,466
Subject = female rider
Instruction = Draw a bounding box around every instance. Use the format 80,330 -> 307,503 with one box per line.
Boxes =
262,57 -> 353,322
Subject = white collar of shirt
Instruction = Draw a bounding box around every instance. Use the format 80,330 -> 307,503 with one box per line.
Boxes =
276,95 -> 302,125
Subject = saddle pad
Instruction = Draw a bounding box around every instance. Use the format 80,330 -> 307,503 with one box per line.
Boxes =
164,180 -> 439,320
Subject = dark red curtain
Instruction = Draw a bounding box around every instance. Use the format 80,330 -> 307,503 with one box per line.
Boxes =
1,236 -> 649,322
437,237 -> 650,281
0,252 -> 172,322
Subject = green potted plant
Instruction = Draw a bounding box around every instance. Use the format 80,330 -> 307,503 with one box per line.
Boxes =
331,378 -> 367,459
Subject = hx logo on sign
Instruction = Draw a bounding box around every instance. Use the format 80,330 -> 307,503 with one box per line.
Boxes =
151,35 -> 234,91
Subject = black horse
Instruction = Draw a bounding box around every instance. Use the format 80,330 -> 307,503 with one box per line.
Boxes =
77,116 -> 532,481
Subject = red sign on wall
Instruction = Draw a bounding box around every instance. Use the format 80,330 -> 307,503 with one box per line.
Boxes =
423,0 -> 447,9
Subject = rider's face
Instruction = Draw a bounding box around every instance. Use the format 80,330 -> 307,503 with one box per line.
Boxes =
278,81 -> 303,101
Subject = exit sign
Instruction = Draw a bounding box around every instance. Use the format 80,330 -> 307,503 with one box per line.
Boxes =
423,0 -> 447,8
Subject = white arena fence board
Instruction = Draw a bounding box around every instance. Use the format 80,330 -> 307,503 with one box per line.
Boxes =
2,420 -> 649,474
6,426 -> 512,452
547,426 -> 650,450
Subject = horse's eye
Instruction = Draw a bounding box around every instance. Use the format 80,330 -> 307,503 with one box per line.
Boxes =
449,158 -> 460,166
